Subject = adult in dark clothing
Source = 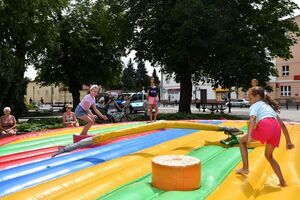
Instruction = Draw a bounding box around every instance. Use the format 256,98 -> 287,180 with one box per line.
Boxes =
147,77 -> 159,122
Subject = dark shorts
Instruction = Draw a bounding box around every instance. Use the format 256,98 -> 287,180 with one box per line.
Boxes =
75,105 -> 87,118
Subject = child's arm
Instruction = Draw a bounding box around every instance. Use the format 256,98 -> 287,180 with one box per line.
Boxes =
247,115 -> 256,144
277,115 -> 295,150
92,104 -> 107,120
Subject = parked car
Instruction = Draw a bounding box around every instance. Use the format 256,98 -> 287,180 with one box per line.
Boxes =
225,99 -> 250,107
130,93 -> 147,113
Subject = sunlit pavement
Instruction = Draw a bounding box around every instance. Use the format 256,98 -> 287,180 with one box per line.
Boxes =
158,105 -> 300,122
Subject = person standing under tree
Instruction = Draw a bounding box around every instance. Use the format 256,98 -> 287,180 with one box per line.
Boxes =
251,79 -> 258,87
147,77 -> 159,122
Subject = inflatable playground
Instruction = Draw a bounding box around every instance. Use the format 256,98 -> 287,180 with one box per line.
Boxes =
0,120 -> 299,200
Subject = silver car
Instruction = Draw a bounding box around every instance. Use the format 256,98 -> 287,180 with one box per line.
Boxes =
225,99 -> 250,107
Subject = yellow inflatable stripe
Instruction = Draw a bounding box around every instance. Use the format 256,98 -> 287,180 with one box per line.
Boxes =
207,124 -> 300,200
254,124 -> 300,200
3,121 -> 243,200
92,121 -> 222,144
51,131 -> 226,200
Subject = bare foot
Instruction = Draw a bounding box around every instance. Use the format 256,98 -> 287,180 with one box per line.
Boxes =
279,181 -> 287,187
236,168 -> 249,175
286,143 -> 295,150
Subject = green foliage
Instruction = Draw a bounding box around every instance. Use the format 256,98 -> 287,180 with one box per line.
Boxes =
136,60 -> 150,91
123,0 -> 299,113
0,0 -> 68,117
26,104 -> 38,110
35,0 -> 133,107
152,68 -> 160,86
200,0 -> 300,91
17,118 -> 63,133
122,58 -> 136,91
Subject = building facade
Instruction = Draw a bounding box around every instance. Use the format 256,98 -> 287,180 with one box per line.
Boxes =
268,15 -> 300,104
160,72 -> 237,103
26,82 -> 93,104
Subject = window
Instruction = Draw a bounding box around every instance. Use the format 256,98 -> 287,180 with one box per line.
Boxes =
280,86 -> 291,96
282,65 -> 289,76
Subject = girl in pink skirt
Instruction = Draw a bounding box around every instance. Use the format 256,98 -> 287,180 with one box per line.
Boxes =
236,87 -> 295,186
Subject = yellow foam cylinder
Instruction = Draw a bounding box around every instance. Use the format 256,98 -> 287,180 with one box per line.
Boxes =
152,155 -> 201,191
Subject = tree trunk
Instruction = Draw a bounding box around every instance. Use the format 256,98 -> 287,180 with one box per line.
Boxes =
179,72 -> 192,113
3,44 -> 27,120
72,90 -> 81,108
69,81 -> 82,108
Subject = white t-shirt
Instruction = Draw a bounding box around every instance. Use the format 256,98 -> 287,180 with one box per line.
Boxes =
79,94 -> 95,110
249,101 -> 277,123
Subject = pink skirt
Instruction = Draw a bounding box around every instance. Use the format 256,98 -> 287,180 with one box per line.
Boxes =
149,97 -> 157,105
252,118 -> 281,147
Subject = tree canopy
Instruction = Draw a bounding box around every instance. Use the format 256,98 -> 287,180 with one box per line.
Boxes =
0,0 -> 68,117
136,60 -> 150,91
123,0 -> 299,113
122,58 -> 136,91
35,0 -> 133,106
152,68 -> 160,86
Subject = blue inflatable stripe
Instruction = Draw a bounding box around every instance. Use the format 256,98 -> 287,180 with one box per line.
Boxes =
0,131 -> 162,182
0,128 -> 197,197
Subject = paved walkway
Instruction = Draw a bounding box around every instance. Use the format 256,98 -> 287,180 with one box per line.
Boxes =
158,106 -> 300,122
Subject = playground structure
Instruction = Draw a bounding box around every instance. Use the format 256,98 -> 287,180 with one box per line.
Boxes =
0,120 -> 299,199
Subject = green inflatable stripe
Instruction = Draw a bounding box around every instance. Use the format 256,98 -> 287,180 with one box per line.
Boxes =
1,123 -> 143,150
0,123 -> 145,156
0,139 -> 73,156
100,146 -> 247,200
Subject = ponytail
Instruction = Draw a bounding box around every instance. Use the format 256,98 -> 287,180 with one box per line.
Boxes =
249,87 -> 280,113
264,94 -> 280,113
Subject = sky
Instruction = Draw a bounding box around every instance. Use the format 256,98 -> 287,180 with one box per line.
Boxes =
25,0 -> 300,80
295,0 -> 300,16
25,50 -> 158,80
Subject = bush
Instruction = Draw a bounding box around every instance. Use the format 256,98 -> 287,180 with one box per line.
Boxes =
16,113 -> 242,133
17,118 -> 63,133
26,104 -> 38,110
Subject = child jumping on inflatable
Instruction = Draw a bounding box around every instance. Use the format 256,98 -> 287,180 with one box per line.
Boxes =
74,85 -> 107,135
236,87 -> 295,186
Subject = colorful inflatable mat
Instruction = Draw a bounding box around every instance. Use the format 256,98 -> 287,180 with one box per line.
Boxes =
0,120 -> 298,200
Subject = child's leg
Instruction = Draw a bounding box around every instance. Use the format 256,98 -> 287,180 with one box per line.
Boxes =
149,104 -> 153,122
265,144 -> 287,186
153,104 -> 158,121
78,115 -> 94,135
237,134 -> 250,174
